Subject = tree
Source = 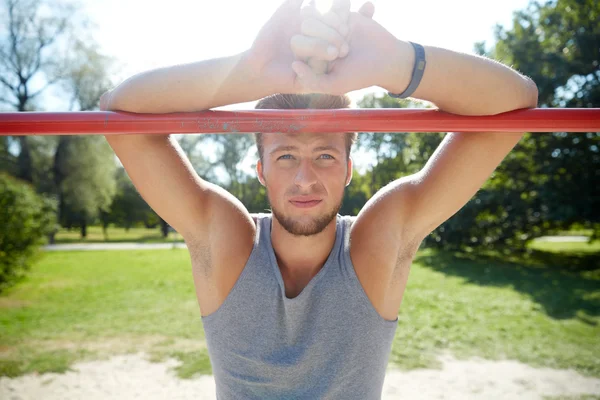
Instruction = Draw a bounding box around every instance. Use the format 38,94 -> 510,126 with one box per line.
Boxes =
353,0 -> 599,250
474,0 -> 599,241
0,173 -> 56,292
51,38 -> 117,239
54,135 -> 117,237
0,0 -> 77,182
356,93 -> 438,194
105,168 -> 158,232
1,0 -> 119,239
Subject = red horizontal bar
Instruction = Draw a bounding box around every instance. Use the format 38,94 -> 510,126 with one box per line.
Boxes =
0,108 -> 598,135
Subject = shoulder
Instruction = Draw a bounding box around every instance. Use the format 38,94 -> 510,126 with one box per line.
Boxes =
250,213 -> 271,227
338,214 -> 357,231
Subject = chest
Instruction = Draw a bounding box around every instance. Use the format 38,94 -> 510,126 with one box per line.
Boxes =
193,248 -> 414,323
279,268 -> 320,299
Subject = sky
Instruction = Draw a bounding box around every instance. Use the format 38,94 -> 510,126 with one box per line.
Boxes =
79,0 -> 532,108
47,0 -> 533,176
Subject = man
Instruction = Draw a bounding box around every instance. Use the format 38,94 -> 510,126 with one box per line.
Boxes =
100,0 -> 538,398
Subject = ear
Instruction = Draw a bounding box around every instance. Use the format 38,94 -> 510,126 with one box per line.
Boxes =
256,159 -> 266,187
345,157 -> 353,187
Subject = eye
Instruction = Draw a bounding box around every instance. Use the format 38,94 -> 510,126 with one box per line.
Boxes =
319,154 -> 335,160
277,154 -> 293,160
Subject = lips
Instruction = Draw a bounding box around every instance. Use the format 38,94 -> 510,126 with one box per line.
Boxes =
289,197 -> 323,208
290,196 -> 322,202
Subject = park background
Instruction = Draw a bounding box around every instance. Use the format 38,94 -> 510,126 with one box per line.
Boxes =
0,0 -> 599,396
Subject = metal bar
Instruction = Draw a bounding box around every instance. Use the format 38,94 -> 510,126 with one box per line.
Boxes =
0,108 -> 598,135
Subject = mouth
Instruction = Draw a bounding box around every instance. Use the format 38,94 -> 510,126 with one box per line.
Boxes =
289,199 -> 323,209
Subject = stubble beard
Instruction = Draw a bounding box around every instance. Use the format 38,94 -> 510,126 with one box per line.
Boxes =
269,194 -> 342,237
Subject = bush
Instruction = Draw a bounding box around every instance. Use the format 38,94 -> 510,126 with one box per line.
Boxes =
0,173 -> 57,292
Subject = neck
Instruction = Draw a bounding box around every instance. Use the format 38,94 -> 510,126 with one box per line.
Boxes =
270,216 -> 338,279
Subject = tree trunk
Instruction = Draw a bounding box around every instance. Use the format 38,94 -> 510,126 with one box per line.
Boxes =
53,137 -> 69,226
160,219 -> 169,238
81,219 -> 87,238
16,137 -> 33,183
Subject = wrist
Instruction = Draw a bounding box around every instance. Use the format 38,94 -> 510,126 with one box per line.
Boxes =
380,39 -> 415,94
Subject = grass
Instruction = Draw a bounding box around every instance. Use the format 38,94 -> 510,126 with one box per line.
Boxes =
0,245 -> 598,380
55,226 -> 597,249
53,225 -> 183,244
529,240 -> 600,254
391,248 -> 599,374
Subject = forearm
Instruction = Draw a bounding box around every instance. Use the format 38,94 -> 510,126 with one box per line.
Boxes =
105,51 -> 273,113
383,41 -> 538,116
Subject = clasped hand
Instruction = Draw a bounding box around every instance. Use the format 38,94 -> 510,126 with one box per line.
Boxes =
249,0 -> 402,96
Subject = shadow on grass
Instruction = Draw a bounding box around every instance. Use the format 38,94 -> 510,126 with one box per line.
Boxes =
415,248 -> 600,322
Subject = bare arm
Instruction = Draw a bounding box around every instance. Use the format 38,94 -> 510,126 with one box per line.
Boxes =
374,42 -> 538,243
102,52 -> 269,242
353,38 -> 538,266
104,52 -> 274,114
101,0 -> 354,240
100,0 -> 335,242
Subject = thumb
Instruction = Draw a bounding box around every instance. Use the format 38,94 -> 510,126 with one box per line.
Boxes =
358,1 -> 375,19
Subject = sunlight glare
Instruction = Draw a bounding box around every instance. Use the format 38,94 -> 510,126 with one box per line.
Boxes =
315,0 -> 333,13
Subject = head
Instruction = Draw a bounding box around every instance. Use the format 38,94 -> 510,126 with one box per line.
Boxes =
254,93 -> 357,237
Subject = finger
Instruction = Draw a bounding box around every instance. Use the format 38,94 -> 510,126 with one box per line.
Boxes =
332,0 -> 351,13
319,10 -> 343,30
292,60 -> 335,94
292,61 -> 322,93
302,4 -> 348,37
301,17 -> 347,49
332,0 -> 351,23
291,34 -> 340,61
358,1 -> 375,19
300,3 -> 320,19
308,58 -> 329,75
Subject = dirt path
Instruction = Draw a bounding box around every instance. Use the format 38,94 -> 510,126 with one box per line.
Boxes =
1,352 -> 599,399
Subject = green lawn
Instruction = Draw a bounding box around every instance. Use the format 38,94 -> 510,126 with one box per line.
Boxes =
0,246 -> 598,379
54,225 -> 183,244
55,226 -> 598,251
529,240 -> 600,254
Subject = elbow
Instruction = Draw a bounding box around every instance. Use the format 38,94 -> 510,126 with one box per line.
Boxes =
99,89 -> 143,113
99,91 -> 111,111
524,77 -> 539,108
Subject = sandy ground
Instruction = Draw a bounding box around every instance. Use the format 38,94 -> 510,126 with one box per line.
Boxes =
1,352 -> 599,400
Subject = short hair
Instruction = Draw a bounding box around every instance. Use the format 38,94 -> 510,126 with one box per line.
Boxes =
254,93 -> 358,161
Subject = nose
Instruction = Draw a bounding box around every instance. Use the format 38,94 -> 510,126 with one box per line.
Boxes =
294,159 -> 318,189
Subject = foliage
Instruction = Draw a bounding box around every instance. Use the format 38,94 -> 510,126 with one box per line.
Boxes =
0,0 -> 119,239
471,0 -> 600,244
0,173 -> 56,292
107,168 -> 158,230
2,0 -> 598,247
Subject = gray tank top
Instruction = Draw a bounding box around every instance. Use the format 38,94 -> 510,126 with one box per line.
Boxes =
201,214 -> 398,399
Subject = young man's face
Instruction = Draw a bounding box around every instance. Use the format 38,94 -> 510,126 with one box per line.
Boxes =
257,132 -> 352,236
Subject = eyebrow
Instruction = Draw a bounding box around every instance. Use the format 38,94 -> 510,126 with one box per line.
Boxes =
269,145 -> 341,155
